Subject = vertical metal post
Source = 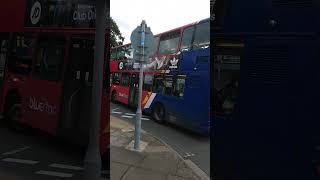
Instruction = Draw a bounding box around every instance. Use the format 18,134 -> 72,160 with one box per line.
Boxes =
84,0 -> 106,179
134,21 -> 146,150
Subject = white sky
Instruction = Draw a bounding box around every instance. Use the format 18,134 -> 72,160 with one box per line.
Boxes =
110,0 -> 210,44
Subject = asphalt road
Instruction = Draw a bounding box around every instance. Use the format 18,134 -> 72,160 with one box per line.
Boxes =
0,120 -> 109,180
111,102 -> 210,176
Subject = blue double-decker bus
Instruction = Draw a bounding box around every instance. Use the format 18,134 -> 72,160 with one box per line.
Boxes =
110,18 -> 210,134
212,0 -> 320,179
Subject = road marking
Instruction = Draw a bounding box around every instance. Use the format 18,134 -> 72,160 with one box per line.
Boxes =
2,146 -> 30,155
35,170 -> 73,178
49,163 -> 83,171
183,152 -> 195,158
125,113 -> 136,116
112,111 -> 122,114
121,115 -> 133,119
2,158 -> 38,165
112,108 -> 119,111
141,117 -> 150,121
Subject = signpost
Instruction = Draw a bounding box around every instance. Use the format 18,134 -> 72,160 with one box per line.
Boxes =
130,21 -> 156,150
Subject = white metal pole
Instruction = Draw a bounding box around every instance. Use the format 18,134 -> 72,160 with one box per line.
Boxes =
134,20 -> 146,150
84,0 -> 106,179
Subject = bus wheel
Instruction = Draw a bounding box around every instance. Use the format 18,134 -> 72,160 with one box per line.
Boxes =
152,103 -> 165,123
111,91 -> 117,103
7,104 -> 22,131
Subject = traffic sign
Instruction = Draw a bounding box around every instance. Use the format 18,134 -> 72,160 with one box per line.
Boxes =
130,23 -> 156,62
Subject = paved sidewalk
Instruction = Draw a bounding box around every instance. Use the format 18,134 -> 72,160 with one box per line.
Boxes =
110,115 -> 209,180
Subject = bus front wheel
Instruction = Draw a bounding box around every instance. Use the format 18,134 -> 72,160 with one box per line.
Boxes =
152,103 -> 165,123
111,91 -> 117,103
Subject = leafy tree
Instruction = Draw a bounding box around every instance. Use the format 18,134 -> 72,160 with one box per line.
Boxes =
109,17 -> 124,47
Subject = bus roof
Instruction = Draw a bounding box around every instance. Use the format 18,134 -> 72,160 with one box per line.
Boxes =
111,18 -> 209,50
0,0 -> 106,33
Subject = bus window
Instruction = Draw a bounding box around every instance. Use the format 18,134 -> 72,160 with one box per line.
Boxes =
111,48 -> 118,60
112,72 -> 120,85
181,26 -> 195,52
125,45 -> 133,59
153,75 -> 165,94
159,30 -> 180,54
7,34 -> 34,75
174,75 -> 186,98
193,21 -> 210,49
164,75 -> 174,95
120,73 -> 129,86
117,46 -> 126,60
34,37 -> 65,81
143,74 -> 153,91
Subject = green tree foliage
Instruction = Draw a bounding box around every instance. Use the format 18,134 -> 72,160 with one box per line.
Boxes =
109,17 -> 124,47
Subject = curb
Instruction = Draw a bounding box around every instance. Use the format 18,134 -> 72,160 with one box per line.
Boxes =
111,115 -> 210,180
143,130 -> 210,180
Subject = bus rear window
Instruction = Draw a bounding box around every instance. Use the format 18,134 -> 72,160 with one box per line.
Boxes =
159,30 -> 180,54
194,21 -> 210,49
181,26 -> 195,52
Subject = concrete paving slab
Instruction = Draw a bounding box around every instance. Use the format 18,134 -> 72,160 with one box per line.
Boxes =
167,174 -> 195,180
110,162 -> 130,180
144,145 -> 170,153
122,167 -> 167,180
111,146 -> 145,166
176,160 -> 202,180
137,152 -> 180,174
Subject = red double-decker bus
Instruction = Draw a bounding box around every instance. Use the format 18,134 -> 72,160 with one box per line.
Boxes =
0,0 -> 109,155
110,19 -> 210,134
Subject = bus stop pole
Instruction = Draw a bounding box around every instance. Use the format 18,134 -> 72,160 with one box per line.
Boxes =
134,21 -> 146,150
84,0 -> 106,179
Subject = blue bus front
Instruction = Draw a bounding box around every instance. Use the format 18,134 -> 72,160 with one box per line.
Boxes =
143,19 -> 210,134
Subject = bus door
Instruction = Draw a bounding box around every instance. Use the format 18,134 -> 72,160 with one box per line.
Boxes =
22,34 -> 65,134
59,37 -> 94,142
128,73 -> 139,107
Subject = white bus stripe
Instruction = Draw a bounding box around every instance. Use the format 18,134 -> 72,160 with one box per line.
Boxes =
35,170 -> 73,178
121,115 -> 133,119
2,146 -> 30,155
144,93 -> 156,109
49,163 -> 83,171
2,158 -> 39,165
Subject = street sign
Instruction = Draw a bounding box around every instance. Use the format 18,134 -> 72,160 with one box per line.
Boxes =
130,23 -> 156,62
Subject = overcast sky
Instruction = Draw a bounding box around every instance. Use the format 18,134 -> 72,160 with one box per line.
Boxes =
110,0 -> 210,44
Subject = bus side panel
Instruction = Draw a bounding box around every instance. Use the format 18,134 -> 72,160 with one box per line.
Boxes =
113,85 -> 129,105
21,78 -> 63,135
